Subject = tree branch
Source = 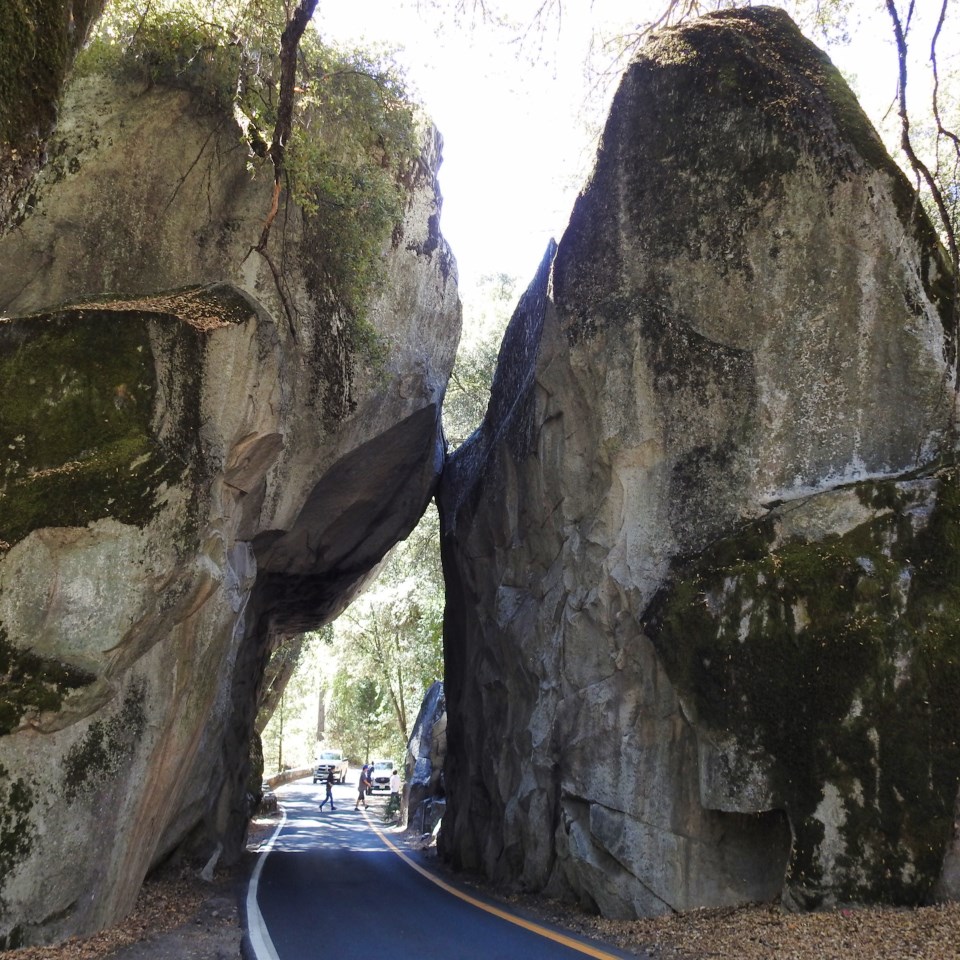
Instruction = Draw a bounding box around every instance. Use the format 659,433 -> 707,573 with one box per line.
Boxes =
930,0 -> 960,156
885,0 -> 958,376
257,0 -> 318,253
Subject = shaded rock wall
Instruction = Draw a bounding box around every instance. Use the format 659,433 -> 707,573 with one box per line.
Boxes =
0,0 -> 107,219
404,679 -> 447,834
438,8 -> 958,917
0,74 -> 459,946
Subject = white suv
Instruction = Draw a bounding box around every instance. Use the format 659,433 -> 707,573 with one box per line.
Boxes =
369,759 -> 394,792
313,749 -> 350,783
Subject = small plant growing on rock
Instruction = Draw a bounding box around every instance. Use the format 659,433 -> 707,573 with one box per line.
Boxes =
78,0 -> 421,355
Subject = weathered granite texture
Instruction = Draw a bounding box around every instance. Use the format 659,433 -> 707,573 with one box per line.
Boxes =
0,74 -> 459,946
404,680 -> 447,834
438,7 -> 958,917
0,0 -> 107,220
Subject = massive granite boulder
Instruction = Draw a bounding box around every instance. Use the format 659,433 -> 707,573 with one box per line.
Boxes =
438,8 -> 958,917
0,72 -> 459,945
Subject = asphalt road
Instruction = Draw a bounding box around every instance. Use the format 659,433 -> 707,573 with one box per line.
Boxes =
247,776 -> 642,960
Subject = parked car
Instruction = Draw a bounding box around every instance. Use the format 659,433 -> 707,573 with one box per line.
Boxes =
313,749 -> 350,783
369,759 -> 394,792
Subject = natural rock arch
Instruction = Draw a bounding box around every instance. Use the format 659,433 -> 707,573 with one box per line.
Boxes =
0,67 -> 459,946
2,5 -> 960,949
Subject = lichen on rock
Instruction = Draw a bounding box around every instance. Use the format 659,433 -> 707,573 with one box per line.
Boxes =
0,626 -> 96,736
62,683 -> 147,803
644,472 -> 960,907
0,761 -> 34,931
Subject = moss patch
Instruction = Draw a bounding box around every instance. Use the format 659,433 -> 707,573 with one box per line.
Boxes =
557,8 -> 954,351
63,683 -> 146,803
644,471 -> 960,907
0,761 -> 34,917
0,309 -> 187,547
670,9 -> 955,340
0,626 -> 96,735
0,0 -> 105,148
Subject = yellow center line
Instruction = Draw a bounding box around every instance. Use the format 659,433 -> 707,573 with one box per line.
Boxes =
363,809 -> 628,960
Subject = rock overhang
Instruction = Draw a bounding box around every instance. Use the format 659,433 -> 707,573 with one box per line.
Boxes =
0,63 -> 460,946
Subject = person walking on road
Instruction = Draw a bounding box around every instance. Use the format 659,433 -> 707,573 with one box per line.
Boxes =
389,768 -> 401,803
354,764 -> 370,810
319,770 -> 336,811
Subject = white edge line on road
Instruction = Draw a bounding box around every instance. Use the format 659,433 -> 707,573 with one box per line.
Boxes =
366,812 -> 628,960
246,807 -> 287,960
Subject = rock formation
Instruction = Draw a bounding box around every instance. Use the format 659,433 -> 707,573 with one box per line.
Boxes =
404,680 -> 447,834
1,0 -> 107,220
0,69 -> 459,945
438,8 -> 958,916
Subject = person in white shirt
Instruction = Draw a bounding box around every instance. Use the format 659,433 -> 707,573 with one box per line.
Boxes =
389,769 -> 401,802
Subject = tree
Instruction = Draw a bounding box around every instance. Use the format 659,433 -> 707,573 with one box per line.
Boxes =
257,507 -> 446,768
326,670 -> 394,763
300,504 -> 446,762
259,630 -> 330,770
883,0 -> 959,365
443,272 -> 518,447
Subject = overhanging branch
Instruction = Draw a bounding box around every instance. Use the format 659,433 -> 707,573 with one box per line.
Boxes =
257,0 -> 319,253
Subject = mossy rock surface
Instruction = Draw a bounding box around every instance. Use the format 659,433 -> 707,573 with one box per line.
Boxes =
0,0 -> 106,149
0,286 -> 251,549
62,683 -> 146,803
644,472 -> 960,906
0,626 -> 96,736
0,310 -> 173,546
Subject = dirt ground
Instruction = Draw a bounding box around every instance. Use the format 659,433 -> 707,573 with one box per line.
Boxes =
8,810 -> 960,959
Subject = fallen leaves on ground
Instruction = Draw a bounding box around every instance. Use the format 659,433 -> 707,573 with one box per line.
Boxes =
11,812 -> 960,960
7,870 -> 208,960
8,812 -> 282,960
506,895 -> 960,959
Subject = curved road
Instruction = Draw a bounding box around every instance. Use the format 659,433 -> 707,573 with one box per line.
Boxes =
247,777 -> 644,960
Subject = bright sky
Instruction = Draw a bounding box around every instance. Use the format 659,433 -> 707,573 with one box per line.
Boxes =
318,0 -> 642,290
317,1 -> 953,295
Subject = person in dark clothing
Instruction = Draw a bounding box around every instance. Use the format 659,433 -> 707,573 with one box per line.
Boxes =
319,770 -> 336,811
355,764 -> 370,810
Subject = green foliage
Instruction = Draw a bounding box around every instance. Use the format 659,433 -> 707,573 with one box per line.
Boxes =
383,790 -> 402,823
291,41 -> 419,340
274,505 -> 446,764
75,1 -> 242,108
259,630 -> 328,773
444,273 -> 518,447
326,670 -> 397,763
78,0 -> 420,335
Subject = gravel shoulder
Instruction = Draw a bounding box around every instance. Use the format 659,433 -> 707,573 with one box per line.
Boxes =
7,809 -> 960,960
